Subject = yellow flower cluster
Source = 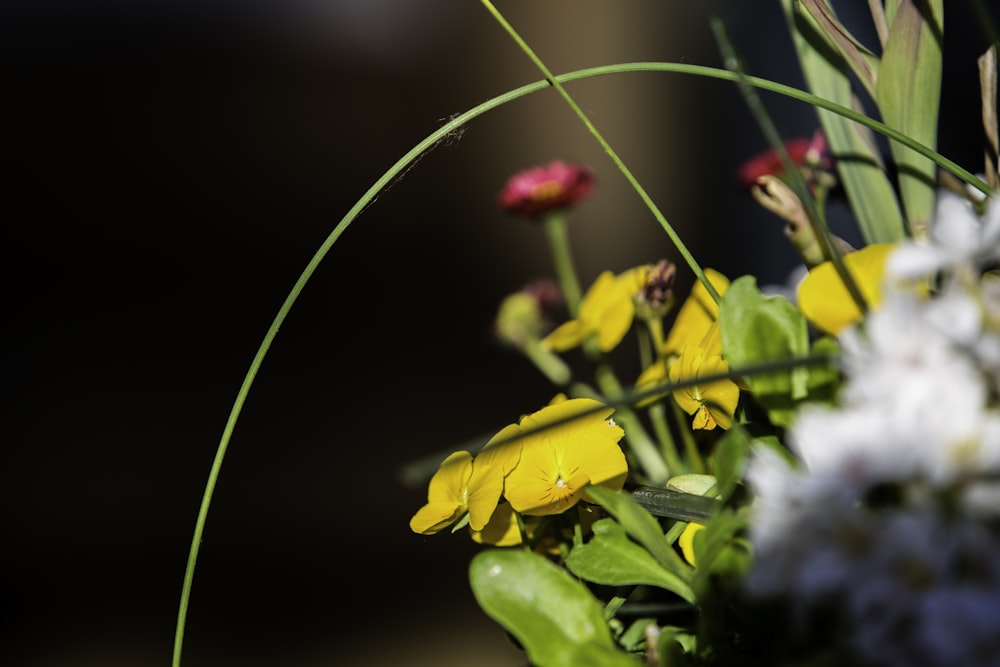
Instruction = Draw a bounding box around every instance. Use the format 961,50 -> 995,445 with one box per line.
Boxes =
409,396 -> 628,546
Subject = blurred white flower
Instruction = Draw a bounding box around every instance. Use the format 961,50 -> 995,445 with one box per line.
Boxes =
888,190 -> 1000,280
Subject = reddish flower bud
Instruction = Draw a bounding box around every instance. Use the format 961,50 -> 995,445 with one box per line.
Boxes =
736,130 -> 834,191
497,160 -> 595,218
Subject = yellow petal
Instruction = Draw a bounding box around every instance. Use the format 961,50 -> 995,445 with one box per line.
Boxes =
577,271 -> 619,325
797,243 -> 895,335
466,463 -> 508,531
664,269 -> 730,357
425,451 -> 473,504
470,503 -> 523,546
542,318 -> 588,352
679,522 -> 705,565
469,423 -> 523,531
477,422 -> 523,475
596,296 -> 636,351
634,361 -> 669,408
409,502 -> 466,535
504,440 -> 565,515
409,450 -> 473,534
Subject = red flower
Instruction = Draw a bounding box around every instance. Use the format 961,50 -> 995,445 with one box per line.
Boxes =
497,160 -> 595,218
736,130 -> 833,191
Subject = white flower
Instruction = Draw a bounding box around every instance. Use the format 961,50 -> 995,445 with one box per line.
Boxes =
745,505 -> 1000,667
888,190 -> 1000,280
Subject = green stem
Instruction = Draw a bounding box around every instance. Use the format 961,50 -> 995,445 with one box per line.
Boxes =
541,212 -> 584,317
649,402 -> 685,475
523,338 -> 572,386
671,398 -> 705,474
638,318 -> 684,474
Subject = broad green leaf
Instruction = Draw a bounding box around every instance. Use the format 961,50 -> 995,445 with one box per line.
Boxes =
586,485 -> 690,576
782,0 -> 906,245
566,518 -> 696,603
795,0 -> 880,97
469,548 -> 635,667
719,276 -> 810,427
560,643 -> 642,667
876,0 -> 944,239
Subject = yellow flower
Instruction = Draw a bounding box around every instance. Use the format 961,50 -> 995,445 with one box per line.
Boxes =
470,503 -> 523,546
543,266 -> 649,353
504,398 -> 628,516
669,323 -> 740,430
679,522 -> 705,565
409,422 -> 523,535
662,268 -> 731,358
633,269 -> 731,409
797,243 -> 896,335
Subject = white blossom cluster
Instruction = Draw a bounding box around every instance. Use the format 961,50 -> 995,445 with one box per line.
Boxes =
744,190 -> 1000,667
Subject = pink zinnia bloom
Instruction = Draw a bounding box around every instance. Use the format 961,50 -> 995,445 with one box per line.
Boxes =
497,160 -> 595,218
736,130 -> 832,190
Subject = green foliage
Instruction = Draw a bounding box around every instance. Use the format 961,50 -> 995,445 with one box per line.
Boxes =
876,0 -> 944,237
781,0 -> 906,245
566,518 -> 695,604
469,548 -> 639,667
718,275 -> 812,427
707,425 -> 752,502
585,486 -> 691,577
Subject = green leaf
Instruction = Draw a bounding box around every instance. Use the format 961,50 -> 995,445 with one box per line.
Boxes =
708,425 -> 752,502
689,510 -> 753,595
586,486 -> 692,577
469,549 -> 636,667
666,474 -> 717,497
781,0 -> 906,245
719,276 -> 811,426
794,0 -> 880,97
876,0 -> 944,238
566,518 -> 696,604
657,626 -> 697,666
619,618 -> 656,652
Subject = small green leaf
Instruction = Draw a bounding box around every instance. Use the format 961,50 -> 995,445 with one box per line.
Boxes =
586,486 -> 691,576
657,626 -> 697,666
469,548 -> 634,667
619,618 -> 656,652
566,518 -> 696,604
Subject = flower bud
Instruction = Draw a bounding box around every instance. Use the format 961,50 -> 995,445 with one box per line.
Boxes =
635,259 -> 677,321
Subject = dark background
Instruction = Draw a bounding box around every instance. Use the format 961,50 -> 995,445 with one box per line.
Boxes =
1,2 -> 991,666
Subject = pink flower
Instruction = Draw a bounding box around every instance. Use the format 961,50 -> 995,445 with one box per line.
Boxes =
737,130 -> 833,191
497,160 -> 595,218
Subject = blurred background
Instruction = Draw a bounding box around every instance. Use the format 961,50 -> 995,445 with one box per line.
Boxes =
1,1 -> 990,666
